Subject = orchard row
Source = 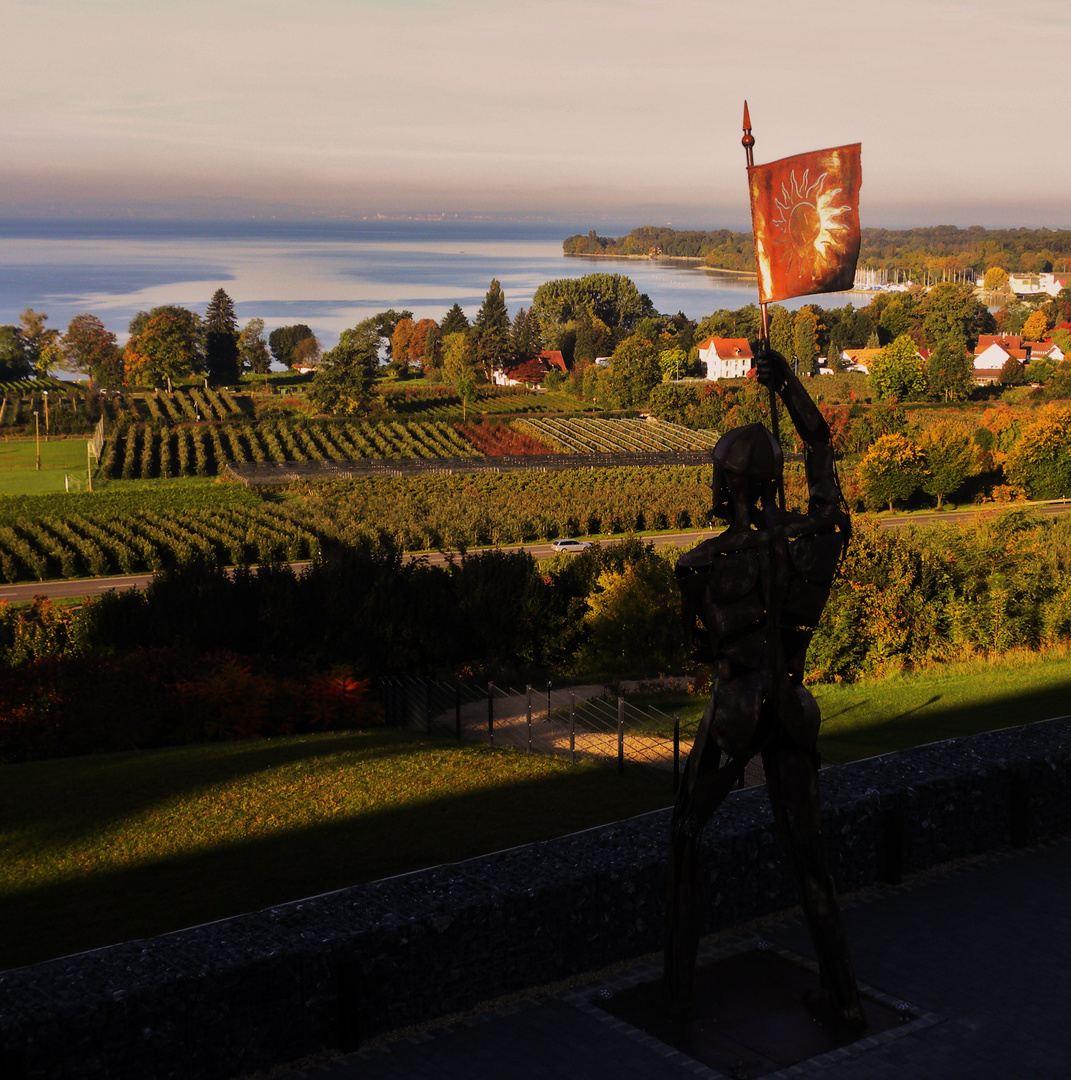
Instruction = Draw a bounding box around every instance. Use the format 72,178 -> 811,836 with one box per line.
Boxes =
0,465 -> 718,582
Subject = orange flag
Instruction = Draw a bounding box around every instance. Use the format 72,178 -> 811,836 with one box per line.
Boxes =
748,143 -> 862,304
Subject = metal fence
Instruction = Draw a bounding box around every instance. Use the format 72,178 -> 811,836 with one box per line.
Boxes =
378,675 -> 767,791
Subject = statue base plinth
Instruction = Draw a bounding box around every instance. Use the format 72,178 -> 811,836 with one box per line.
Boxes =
597,948 -> 903,1078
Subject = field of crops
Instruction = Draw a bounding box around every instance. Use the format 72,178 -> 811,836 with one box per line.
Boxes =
291,466 -> 716,551
98,419 -> 479,480
0,460 -> 721,582
380,386 -> 590,417
0,501 -> 322,582
516,417 -> 719,454
0,386 -> 105,437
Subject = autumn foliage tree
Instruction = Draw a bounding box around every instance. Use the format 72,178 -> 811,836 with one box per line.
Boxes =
124,311 -> 200,389
64,314 -> 123,386
1005,404 -> 1071,498
920,423 -> 975,508
859,432 -> 925,511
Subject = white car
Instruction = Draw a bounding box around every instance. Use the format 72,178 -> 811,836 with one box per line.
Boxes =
552,538 -> 592,553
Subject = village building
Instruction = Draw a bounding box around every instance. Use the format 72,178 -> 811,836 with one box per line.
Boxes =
696,336 -> 753,380
839,347 -> 882,374
493,350 -> 567,387
1008,272 -> 1071,298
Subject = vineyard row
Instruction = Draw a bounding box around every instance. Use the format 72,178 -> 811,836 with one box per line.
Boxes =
0,465 -> 721,582
98,419 -> 479,479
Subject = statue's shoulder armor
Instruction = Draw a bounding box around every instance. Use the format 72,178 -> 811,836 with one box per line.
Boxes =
677,541 -> 760,604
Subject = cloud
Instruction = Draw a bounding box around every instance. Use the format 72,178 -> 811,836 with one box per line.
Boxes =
3,0 -> 1070,225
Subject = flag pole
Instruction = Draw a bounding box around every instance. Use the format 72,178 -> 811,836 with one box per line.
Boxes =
742,101 -> 783,507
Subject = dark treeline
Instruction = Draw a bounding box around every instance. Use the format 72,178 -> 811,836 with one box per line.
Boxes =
6,511 -> 1071,761
564,225 -> 1071,275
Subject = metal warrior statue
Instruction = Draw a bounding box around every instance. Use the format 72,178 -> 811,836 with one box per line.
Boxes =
664,350 -> 862,1028
664,105 -> 865,1028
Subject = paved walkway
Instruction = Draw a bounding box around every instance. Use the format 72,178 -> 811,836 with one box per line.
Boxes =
271,837 -> 1071,1080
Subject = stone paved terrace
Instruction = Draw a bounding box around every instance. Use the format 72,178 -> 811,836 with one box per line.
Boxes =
274,837 -> 1071,1080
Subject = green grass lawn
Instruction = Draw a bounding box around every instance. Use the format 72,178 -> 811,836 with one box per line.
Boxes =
0,728 -> 672,971
0,438 -> 94,494
624,651 -> 1071,762
814,651 -> 1071,763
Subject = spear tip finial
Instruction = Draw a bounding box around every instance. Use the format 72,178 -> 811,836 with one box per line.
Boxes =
742,100 -> 755,149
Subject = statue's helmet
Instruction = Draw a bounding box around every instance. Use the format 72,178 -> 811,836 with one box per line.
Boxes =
710,423 -> 783,518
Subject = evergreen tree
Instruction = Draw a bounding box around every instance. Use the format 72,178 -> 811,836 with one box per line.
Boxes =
440,303 -> 470,336
205,288 -> 240,384
510,306 -> 541,358
475,278 -> 510,379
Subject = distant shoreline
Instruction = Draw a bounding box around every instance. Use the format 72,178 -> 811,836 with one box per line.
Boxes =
564,250 -> 757,278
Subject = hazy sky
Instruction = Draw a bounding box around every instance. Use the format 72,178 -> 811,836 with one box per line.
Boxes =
3,0 -> 1070,229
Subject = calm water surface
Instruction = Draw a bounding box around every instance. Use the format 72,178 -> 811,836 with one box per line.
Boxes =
0,220 -> 855,350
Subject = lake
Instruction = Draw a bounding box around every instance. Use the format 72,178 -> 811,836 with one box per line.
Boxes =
0,219 -> 858,351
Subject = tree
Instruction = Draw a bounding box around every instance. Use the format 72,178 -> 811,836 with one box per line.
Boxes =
362,309 -> 413,361
658,347 -> 688,381
984,267 -> 1010,291
1000,356 -> 1026,386
125,311 -> 199,389
859,433 -> 925,511
239,318 -> 271,374
608,336 -> 661,408
18,309 -> 59,375
64,314 -> 122,385
0,327 -> 30,379
474,278 -> 511,380
442,331 -> 478,385
869,334 -> 928,401
129,306 -> 203,373
918,282 -> 994,349
1005,404 -> 1071,498
926,332 -> 974,402
768,306 -> 794,369
268,324 -> 315,368
510,306 -> 542,358
1022,309 -> 1049,341
531,273 -> 656,346
793,307 -> 820,375
920,424 -> 974,508
309,324 -> 378,414
409,318 -> 440,366
292,334 -> 322,369
391,318 -> 415,366
204,288 -> 240,384
440,303 -> 470,337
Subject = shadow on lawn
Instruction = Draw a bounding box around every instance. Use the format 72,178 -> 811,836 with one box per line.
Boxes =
818,680 -> 1071,762
0,730 -> 444,847
0,760 -> 672,972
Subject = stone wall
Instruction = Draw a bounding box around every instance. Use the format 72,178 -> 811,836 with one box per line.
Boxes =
3,717 -> 1070,1080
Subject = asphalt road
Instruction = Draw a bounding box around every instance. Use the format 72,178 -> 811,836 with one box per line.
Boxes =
3,503 -> 1068,604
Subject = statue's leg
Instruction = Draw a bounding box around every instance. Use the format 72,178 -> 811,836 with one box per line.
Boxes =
664,705 -> 751,1017
761,729 -> 864,1028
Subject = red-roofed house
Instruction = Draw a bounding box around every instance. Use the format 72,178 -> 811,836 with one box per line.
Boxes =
697,337 -> 753,380
493,350 -> 567,387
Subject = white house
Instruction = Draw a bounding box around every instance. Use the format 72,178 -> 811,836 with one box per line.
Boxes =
697,336 -> 753,380
1008,273 -> 1071,298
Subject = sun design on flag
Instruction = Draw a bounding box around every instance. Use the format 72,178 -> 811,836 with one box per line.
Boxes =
771,168 -> 853,281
